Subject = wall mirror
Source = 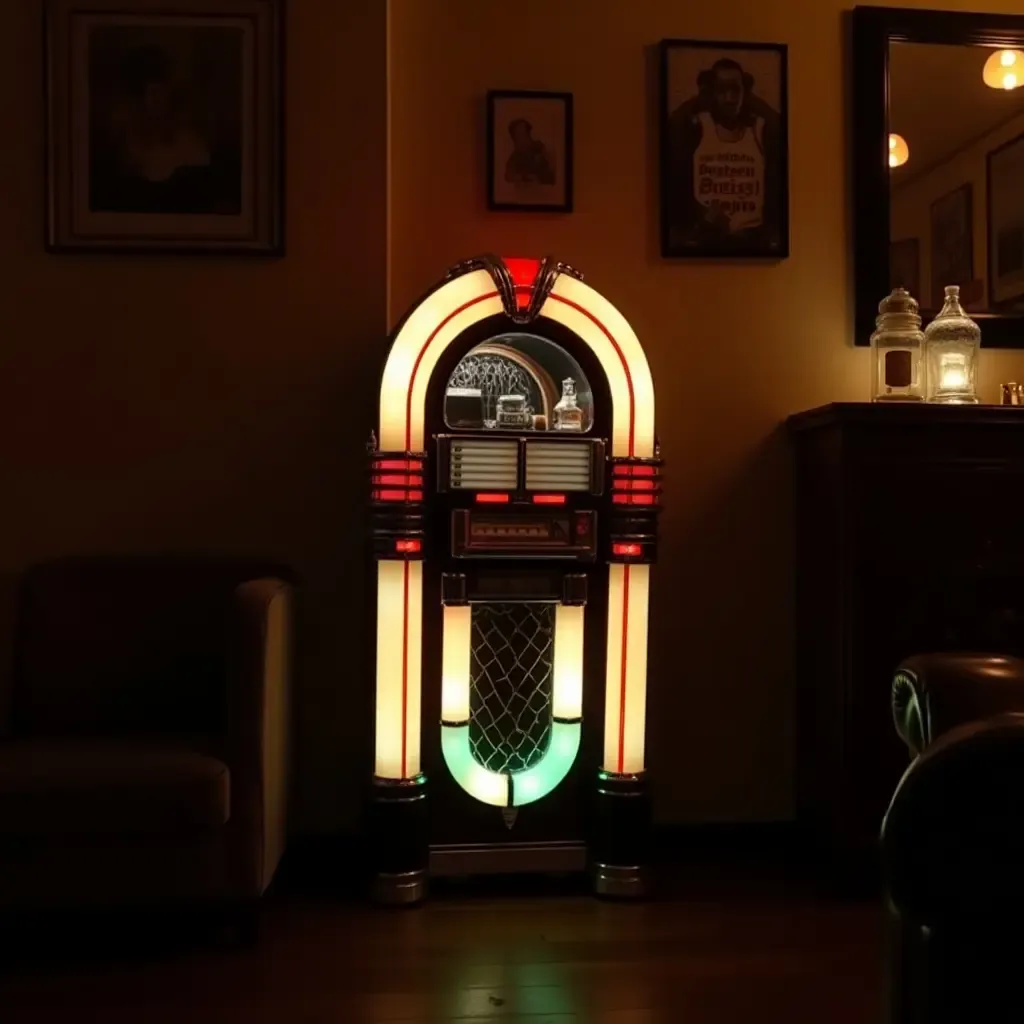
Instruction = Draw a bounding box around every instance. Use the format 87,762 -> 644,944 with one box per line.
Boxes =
853,6 -> 1024,347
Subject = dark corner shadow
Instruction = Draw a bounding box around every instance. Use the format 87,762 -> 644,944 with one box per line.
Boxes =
0,571 -> 22,731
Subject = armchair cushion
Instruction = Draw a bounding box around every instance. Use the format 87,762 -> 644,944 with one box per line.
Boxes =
892,653 -> 1024,756
0,742 -> 229,838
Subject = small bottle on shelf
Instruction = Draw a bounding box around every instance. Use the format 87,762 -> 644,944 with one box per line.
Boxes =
553,378 -> 584,431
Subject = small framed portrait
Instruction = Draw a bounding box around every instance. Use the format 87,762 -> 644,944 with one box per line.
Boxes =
929,183 -> 973,311
45,0 -> 284,255
487,90 -> 573,213
659,39 -> 789,259
987,134 -> 1024,311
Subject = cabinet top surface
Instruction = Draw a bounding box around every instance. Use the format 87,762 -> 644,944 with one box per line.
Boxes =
786,401 -> 1024,434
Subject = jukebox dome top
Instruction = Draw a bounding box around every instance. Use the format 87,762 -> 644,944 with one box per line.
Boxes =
444,332 -> 594,433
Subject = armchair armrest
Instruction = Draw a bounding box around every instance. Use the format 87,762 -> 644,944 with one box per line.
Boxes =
892,653 -> 1024,757
228,577 -> 293,897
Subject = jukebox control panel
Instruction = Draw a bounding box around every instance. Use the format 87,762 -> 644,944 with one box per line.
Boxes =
437,435 -> 604,562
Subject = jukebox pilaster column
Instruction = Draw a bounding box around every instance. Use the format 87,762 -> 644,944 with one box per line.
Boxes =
368,444 -> 429,905
592,454 -> 662,898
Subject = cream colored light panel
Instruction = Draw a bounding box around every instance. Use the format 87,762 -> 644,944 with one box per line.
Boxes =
378,269 -> 502,453
602,564 -> 651,775
552,604 -> 585,719
441,604 -> 472,722
541,275 -> 656,459
374,560 -> 423,779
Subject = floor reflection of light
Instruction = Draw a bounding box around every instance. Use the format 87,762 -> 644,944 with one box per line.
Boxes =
441,953 -> 578,1018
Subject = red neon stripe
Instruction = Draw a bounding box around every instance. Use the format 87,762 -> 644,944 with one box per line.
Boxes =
374,458 -> 422,471
405,290 -> 500,452
475,492 -> 510,504
401,560 -> 409,778
548,293 -> 636,457
612,542 -> 642,557
373,473 -> 423,486
375,488 -> 424,502
612,464 -> 656,477
395,538 -> 421,553
532,494 -> 566,505
618,565 -> 631,773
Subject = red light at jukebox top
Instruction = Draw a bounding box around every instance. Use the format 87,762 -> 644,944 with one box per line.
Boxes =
475,493 -> 510,504
394,538 -> 422,554
502,257 -> 542,311
612,542 -> 642,557
532,494 -> 566,505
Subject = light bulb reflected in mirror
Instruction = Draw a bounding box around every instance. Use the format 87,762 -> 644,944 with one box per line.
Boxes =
888,133 -> 909,169
983,49 -> 1024,90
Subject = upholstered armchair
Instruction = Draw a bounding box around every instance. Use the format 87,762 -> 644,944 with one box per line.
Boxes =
882,653 -> 1024,1023
0,556 -> 293,929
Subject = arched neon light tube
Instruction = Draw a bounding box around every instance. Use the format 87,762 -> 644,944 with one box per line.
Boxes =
440,603 -> 584,807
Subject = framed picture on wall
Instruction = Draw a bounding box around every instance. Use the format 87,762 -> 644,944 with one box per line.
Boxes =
659,39 -> 789,259
929,183 -> 973,311
486,90 -> 573,213
987,134 -> 1024,311
45,0 -> 284,255
889,237 -> 921,298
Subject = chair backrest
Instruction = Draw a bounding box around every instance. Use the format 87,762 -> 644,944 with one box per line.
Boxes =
12,555 -> 288,740
881,713 -> 1024,923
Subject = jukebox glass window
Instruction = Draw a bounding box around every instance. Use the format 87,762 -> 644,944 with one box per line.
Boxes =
469,602 -> 554,774
444,333 -> 594,433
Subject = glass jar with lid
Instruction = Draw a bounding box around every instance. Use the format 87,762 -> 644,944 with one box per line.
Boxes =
923,285 -> 981,404
870,288 -> 925,402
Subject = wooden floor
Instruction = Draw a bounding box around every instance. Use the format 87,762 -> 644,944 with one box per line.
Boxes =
0,868 -> 884,1023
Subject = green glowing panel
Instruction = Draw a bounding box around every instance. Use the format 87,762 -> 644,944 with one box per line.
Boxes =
442,724 -> 509,807
511,722 -> 580,807
441,720 -> 581,809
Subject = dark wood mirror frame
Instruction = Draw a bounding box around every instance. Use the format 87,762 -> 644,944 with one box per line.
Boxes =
852,5 -> 1024,348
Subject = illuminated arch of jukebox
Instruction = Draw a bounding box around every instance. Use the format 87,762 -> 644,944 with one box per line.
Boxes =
371,255 -> 657,812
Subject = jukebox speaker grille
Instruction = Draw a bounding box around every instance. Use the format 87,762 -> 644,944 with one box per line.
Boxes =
470,603 -> 554,774
449,439 -> 519,491
525,442 -> 592,492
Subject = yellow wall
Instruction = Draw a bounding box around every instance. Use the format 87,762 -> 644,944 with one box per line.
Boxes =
892,111 -> 1024,309
390,0 -> 1024,823
5,0 -> 1024,837
0,1 -> 387,833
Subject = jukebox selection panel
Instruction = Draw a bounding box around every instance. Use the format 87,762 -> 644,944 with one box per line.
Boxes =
437,436 -> 604,561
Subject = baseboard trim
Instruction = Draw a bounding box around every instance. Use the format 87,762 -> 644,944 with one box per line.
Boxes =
274,820 -> 807,895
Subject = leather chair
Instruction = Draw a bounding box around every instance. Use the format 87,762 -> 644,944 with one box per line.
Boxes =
882,653 -> 1024,1023
0,556 -> 293,930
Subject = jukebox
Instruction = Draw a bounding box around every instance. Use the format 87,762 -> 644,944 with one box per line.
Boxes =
368,255 -> 660,903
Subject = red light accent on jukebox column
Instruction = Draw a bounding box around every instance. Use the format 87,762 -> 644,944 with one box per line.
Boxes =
394,538 -> 422,554
502,257 -> 542,311
373,473 -> 424,487
371,454 -> 425,503
610,459 -> 662,507
475,493 -> 510,504
612,542 -> 642,557
375,489 -> 425,502
532,494 -> 566,505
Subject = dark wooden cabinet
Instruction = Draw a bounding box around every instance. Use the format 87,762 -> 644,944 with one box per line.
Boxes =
787,402 -> 1024,865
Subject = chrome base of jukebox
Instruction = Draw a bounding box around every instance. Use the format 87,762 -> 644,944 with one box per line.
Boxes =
592,863 -> 649,899
429,841 -> 586,877
373,869 -> 428,906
